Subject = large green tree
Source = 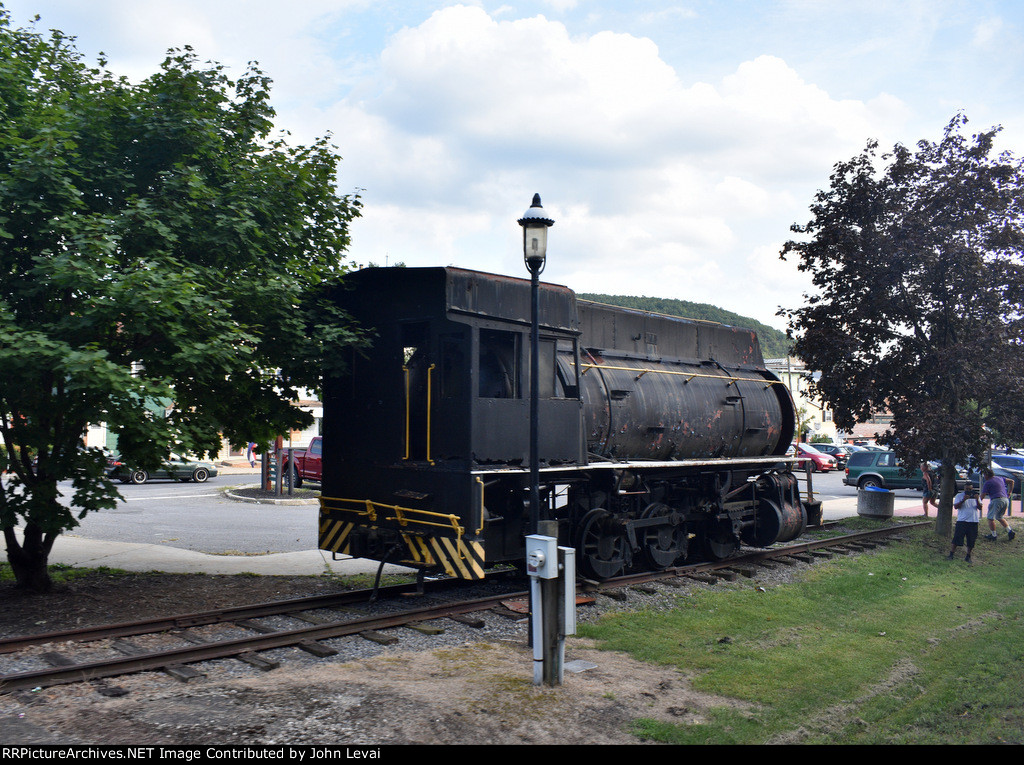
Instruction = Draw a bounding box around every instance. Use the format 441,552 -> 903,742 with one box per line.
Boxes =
0,11 -> 364,590
781,114 -> 1024,537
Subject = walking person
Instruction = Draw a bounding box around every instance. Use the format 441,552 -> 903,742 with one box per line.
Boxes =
920,461 -> 939,517
979,468 -> 1016,541
948,483 -> 981,562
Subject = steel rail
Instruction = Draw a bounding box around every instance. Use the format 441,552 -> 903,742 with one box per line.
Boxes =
0,580 -> 443,654
587,523 -> 930,590
0,591 -> 526,693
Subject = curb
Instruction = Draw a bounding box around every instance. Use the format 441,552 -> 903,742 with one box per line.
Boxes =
222,485 -> 320,506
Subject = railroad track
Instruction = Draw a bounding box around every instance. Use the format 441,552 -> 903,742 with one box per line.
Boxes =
591,521 -> 929,590
0,523 -> 922,695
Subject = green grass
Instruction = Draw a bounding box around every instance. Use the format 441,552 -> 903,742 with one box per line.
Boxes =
578,521 -> 1024,744
0,561 -> 131,584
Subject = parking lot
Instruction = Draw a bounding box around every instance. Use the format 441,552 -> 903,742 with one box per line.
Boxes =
60,472 -> 320,555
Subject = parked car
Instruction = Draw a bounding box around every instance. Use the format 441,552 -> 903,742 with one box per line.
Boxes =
844,450 -> 925,490
279,436 -> 323,487
793,442 -> 837,472
811,443 -> 848,469
927,460 -> 988,493
992,453 -> 1024,475
968,459 -> 1023,498
107,454 -> 218,485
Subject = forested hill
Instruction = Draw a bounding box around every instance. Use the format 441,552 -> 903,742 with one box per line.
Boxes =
577,293 -> 793,360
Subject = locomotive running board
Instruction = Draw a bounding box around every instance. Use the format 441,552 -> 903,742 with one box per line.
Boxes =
469,456 -> 802,476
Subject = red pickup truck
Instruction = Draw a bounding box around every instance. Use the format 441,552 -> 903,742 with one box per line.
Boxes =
282,436 -> 322,486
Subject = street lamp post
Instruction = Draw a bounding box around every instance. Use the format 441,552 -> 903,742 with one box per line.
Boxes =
518,193 -> 554,536
519,194 -> 564,686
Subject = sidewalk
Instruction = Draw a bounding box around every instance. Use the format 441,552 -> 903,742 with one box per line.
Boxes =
39,489 -> 937,577
821,493 -> 931,521
44,460 -> 413,576
47,534 -> 408,577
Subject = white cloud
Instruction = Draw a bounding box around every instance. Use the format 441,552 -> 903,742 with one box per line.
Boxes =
14,0 -> 363,100
333,6 -> 906,326
972,16 -> 1004,46
3,1 -> 935,329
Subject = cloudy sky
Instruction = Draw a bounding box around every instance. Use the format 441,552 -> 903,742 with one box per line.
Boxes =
4,1 -> 1022,329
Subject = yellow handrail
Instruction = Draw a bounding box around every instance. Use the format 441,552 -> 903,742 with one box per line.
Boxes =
475,476 -> 486,535
321,496 -> 465,539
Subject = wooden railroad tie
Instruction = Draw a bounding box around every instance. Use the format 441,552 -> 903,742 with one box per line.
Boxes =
112,638 -> 204,683
359,630 -> 399,646
726,566 -> 758,578
406,621 -> 445,636
684,573 -> 719,585
41,650 -> 130,696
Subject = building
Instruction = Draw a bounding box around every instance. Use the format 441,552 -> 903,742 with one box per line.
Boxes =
765,357 -> 837,443
86,389 -> 322,465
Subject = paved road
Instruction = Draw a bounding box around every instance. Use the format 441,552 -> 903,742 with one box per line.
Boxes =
61,472 -> 319,555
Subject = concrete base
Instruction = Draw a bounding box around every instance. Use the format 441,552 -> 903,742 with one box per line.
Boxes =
857,488 -> 895,518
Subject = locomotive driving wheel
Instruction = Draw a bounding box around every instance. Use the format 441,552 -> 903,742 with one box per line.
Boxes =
639,503 -> 687,570
577,509 -> 628,579
703,520 -> 739,560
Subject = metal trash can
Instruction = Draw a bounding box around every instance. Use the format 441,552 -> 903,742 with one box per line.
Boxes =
857,486 -> 894,518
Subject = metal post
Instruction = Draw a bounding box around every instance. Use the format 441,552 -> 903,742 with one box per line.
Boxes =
286,447 -> 294,496
519,194 -> 555,681
557,545 -> 577,685
539,520 -> 559,686
261,451 -> 271,492
530,266 -> 541,536
274,447 -> 282,496
530,572 -> 544,685
527,529 -> 567,687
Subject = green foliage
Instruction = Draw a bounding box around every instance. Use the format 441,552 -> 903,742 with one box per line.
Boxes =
781,114 -> 1024,536
580,523 -> 1024,744
0,10 -> 364,588
578,293 -> 791,359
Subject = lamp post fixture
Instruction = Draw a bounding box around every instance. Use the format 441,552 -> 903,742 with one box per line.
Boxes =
519,193 -> 566,688
518,194 -> 554,536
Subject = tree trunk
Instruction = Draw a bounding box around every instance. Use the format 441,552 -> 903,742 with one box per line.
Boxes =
934,460 -> 955,538
4,523 -> 55,592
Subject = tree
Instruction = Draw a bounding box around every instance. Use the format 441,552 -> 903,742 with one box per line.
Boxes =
578,293 -> 793,359
0,11 -> 365,590
780,114 -> 1024,537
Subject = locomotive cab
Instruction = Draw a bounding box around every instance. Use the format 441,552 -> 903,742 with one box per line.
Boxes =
319,267 -> 584,578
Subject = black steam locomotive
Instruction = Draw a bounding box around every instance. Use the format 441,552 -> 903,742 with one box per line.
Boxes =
318,267 -> 819,580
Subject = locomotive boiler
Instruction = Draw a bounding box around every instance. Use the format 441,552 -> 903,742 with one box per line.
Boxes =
318,266 -> 819,581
